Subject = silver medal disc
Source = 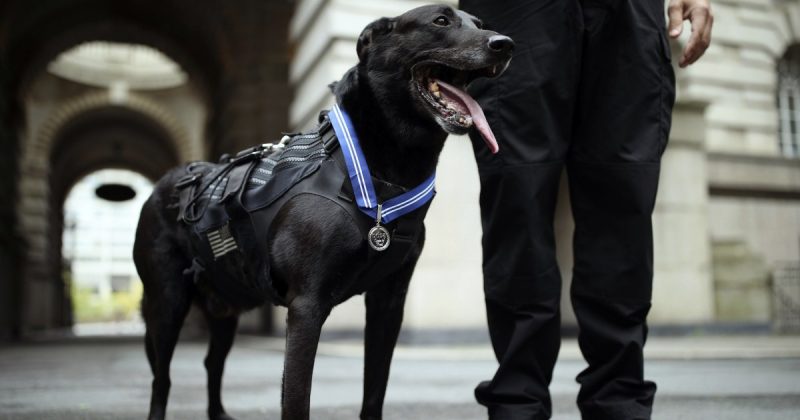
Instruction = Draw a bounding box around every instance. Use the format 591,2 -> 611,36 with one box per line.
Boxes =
368,225 -> 391,251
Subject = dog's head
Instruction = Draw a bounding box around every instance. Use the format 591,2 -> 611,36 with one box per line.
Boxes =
356,4 -> 513,154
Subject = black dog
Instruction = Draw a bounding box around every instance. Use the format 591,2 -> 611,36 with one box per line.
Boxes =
133,5 -> 512,420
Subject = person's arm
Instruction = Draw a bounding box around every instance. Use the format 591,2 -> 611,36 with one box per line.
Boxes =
667,0 -> 714,67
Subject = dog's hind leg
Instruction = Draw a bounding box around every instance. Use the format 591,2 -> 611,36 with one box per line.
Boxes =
359,265 -> 415,420
201,310 -> 239,420
142,267 -> 193,420
142,297 -> 157,376
281,296 -> 332,420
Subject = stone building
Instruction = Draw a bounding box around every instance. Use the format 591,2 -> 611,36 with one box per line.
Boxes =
0,0 -> 798,339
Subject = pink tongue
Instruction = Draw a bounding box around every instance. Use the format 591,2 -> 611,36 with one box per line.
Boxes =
436,79 -> 499,154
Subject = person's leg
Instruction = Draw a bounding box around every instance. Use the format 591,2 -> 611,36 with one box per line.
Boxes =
473,166 -> 563,420
568,0 -> 675,418
459,1 -> 582,418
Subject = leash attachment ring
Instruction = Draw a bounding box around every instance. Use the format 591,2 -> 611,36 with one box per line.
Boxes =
368,204 -> 391,252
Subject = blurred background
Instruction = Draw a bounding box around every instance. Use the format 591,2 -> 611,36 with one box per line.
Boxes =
0,0 -> 800,420
0,0 -> 797,341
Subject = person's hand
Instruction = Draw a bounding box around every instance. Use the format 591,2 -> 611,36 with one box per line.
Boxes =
667,0 -> 713,67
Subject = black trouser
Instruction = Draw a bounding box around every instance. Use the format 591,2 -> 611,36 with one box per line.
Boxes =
459,1 -> 675,419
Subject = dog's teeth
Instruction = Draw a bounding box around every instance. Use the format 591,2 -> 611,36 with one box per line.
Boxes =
465,116 -> 473,125
429,81 -> 439,92
458,117 -> 466,124
433,91 -> 441,98
446,103 -> 456,110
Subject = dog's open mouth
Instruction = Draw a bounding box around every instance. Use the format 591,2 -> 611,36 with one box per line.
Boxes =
413,62 -> 504,154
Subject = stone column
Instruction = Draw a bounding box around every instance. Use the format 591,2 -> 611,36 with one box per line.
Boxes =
650,102 -> 715,323
18,174 -> 54,330
215,0 -> 292,155
0,59 -> 22,339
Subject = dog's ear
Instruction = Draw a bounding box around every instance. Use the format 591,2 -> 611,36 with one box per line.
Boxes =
357,17 -> 395,61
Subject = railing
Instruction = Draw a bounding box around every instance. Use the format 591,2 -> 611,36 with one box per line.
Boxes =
773,262 -> 800,333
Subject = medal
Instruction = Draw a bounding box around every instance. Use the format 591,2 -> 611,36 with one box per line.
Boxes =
368,204 -> 391,251
368,225 -> 391,251
329,104 -> 436,252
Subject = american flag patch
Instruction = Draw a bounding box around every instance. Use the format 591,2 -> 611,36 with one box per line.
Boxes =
206,224 -> 238,259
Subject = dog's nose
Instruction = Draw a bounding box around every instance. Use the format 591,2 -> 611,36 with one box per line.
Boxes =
488,35 -> 514,54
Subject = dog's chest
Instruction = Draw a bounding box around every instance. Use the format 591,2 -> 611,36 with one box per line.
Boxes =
176,127 -> 431,310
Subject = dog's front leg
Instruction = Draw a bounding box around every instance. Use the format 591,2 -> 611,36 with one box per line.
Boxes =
201,310 -> 239,420
281,296 -> 332,420
360,265 -> 415,420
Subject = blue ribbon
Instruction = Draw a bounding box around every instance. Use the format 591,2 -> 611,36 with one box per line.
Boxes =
329,103 -> 436,224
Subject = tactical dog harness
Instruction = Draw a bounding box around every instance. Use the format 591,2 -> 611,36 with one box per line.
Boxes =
176,107 -> 435,309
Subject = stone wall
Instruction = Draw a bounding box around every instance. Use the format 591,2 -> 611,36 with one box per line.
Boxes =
676,0 -> 788,156
712,240 -> 772,322
0,58 -> 22,339
214,0 -> 293,156
680,0 -> 800,323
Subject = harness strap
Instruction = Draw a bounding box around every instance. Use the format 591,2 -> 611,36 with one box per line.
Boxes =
321,122 -> 338,153
222,162 -> 251,203
176,163 -> 210,223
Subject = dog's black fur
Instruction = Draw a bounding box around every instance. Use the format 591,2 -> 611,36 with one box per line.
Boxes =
133,5 -> 512,420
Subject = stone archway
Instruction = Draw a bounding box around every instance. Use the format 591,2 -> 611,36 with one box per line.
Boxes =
16,92 -> 193,331
28,91 -> 196,164
1,0 -> 294,338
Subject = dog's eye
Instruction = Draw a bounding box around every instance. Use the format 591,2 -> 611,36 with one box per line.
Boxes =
433,16 -> 450,27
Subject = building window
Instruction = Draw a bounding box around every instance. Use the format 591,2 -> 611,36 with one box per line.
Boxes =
778,46 -> 800,158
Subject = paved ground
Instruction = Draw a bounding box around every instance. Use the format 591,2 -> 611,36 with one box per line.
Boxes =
1,334 -> 799,419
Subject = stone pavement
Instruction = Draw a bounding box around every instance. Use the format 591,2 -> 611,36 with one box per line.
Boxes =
1,334 -> 799,419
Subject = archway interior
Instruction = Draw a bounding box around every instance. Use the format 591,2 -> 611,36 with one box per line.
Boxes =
40,41 -> 189,334
2,1 -> 293,338
48,41 -> 188,90
62,169 -> 152,335
49,106 -> 178,335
